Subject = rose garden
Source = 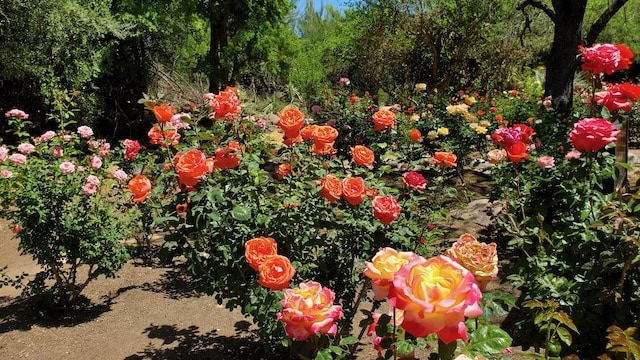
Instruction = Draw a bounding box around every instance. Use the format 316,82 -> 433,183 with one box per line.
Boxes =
1,2 -> 640,359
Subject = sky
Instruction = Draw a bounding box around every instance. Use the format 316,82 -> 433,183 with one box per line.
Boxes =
294,0 -> 349,13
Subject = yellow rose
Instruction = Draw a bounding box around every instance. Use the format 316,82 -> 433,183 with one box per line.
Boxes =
414,83 -> 427,92
437,127 -> 449,136
475,126 -> 488,134
463,95 -> 477,105
427,130 -> 438,140
479,120 -> 491,127
364,247 -> 417,300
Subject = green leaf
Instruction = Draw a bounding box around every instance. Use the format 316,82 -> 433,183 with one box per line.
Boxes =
339,336 -> 359,346
315,348 -> 333,360
467,325 -> 512,353
231,206 -> 252,221
556,326 -> 573,346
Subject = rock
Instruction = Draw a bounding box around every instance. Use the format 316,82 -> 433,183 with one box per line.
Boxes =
451,198 -> 503,227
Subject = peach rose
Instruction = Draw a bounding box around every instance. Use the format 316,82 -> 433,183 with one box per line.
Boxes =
244,237 -> 278,271
148,125 -> 180,147
446,233 -> 498,291
372,109 -> 396,131
372,195 -> 401,225
276,281 -> 343,341
342,177 -> 367,206
487,149 -> 506,164
278,106 -> 306,138
258,255 -> 296,291
152,104 -> 175,123
317,175 -> 342,202
388,255 -> 483,343
364,248 -> 419,300
128,175 -> 152,203
351,145 -> 374,166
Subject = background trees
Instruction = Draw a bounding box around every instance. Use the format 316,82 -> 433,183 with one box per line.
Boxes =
0,0 -> 637,142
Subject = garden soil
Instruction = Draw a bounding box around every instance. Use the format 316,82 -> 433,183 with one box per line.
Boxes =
0,168 -> 557,360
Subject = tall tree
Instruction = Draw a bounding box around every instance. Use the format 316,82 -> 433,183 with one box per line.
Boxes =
517,0 -> 630,116
204,0 -> 293,92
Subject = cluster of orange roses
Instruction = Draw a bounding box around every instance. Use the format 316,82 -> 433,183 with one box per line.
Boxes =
277,106 -> 339,155
244,236 -> 296,291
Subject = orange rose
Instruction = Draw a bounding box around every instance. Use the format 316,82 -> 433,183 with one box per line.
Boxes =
409,129 -> 422,142
372,109 -> 396,131
278,106 -> 306,138
311,141 -> 335,155
312,125 -> 338,144
433,152 -> 457,167
283,134 -> 303,148
277,163 -> 292,180
175,149 -> 209,187
300,125 -> 318,141
372,195 -> 401,225
152,104 -> 175,123
342,177 -> 367,206
351,145 -> 374,166
128,175 -> 151,203
213,141 -> 242,170
210,86 -> 242,120
446,233 -> 498,291
258,255 -> 296,291
148,125 -> 181,147
244,237 -> 278,271
317,174 -> 342,202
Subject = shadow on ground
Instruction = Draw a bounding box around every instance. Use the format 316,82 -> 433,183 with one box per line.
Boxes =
123,323 -> 277,360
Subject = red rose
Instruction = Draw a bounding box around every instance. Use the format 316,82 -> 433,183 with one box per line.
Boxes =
512,124 -> 536,144
579,43 -> 634,75
122,139 -> 141,160
594,82 -> 640,112
402,171 -> 427,191
409,129 -> 422,142
372,195 -> 401,225
506,141 -> 530,163
569,117 -> 620,152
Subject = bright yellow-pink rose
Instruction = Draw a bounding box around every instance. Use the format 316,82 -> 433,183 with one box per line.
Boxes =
446,233 -> 498,291
276,281 -> 343,341
364,248 -> 419,300
388,255 -> 482,344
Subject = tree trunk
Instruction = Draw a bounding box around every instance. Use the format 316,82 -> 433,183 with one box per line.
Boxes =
208,5 -> 222,93
545,0 -> 587,117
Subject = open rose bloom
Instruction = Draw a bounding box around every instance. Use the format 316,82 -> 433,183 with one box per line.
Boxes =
388,255 -> 482,344
277,281 -> 343,341
446,233 -> 499,291
364,247 -> 419,300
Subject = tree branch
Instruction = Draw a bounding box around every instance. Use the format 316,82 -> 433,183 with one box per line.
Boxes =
516,0 -> 557,23
585,0 -> 629,45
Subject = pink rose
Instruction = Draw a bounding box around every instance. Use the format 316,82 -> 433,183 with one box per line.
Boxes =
52,146 -> 64,158
40,130 -> 56,142
0,145 -> 8,162
9,153 -> 27,165
537,156 -> 555,168
11,224 -> 22,233
372,196 -> 401,225
88,140 -> 100,149
62,134 -> 74,142
17,143 -> 35,154
89,155 -> 102,169
569,118 -> 620,152
487,149 -> 506,164
579,43 -> 634,75
113,169 -> 128,182
82,183 -> 98,196
388,255 -> 483,344
594,82 -> 640,113
169,113 -> 192,130
77,126 -> 94,139
276,281 -> 343,341
4,109 -> 29,119
364,248 -> 420,300
565,150 -> 581,160
1,169 -> 13,178
86,175 -> 100,186
402,171 -> 427,191
59,161 -> 75,174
